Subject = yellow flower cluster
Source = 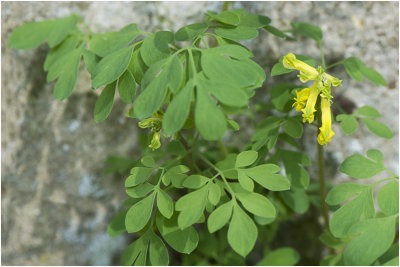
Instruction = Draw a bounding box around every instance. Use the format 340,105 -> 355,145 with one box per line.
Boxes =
283,53 -> 342,146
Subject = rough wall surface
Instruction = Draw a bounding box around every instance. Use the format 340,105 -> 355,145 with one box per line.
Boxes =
1,1 -> 398,265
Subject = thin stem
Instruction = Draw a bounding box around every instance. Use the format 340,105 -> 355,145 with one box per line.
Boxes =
326,60 -> 345,70
372,176 -> 398,187
179,135 -> 196,172
318,142 -> 330,231
385,168 -> 399,178
332,101 -> 347,115
222,1 -> 231,12
318,42 -> 326,69
218,139 -> 228,158
195,152 -> 236,202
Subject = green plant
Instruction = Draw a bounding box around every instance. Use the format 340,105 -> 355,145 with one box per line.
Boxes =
9,5 -> 398,266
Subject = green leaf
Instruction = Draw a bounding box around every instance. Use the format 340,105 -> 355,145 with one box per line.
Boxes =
361,118 -> 393,139
175,23 -> 208,41
343,216 -> 397,265
198,78 -> 249,107
149,232 -> 169,266
257,247 -> 300,266
336,114 -> 358,135
162,80 -> 194,136
46,48 -> 82,100
279,149 -> 310,189
366,149 -> 384,163
340,153 -> 385,179
90,23 -> 141,57
94,81 -> 116,122
183,175 -> 209,189
207,44 -> 253,59
263,25 -> 291,39
92,46 -> 134,89
125,167 -> 153,187
360,65 -> 386,86
215,26 -> 259,41
104,156 -> 136,175
236,150 -> 258,168
207,10 -> 240,26
125,192 -> 156,233
107,210 -> 127,237
270,84 -> 299,112
243,164 -> 290,191
291,22 -> 322,43
126,182 -> 154,198
239,13 -> 271,28
118,70 -> 136,104
195,83 -> 227,141
355,105 -> 380,118
156,213 -> 199,254
280,189 -> 310,214
120,233 -> 149,266
227,119 -> 240,131
236,192 -> 276,218
44,34 -> 80,71
227,205 -> 258,257
9,20 -> 54,49
343,57 -> 363,82
156,189 -> 174,219
319,231 -> 345,249
383,257 -> 399,266
140,31 -> 173,66
176,187 -> 208,229
48,14 -> 79,47
377,180 -> 399,216
201,50 -> 263,88
283,117 -> 303,138
128,48 -> 148,85
320,254 -> 343,266
207,201 -> 233,233
208,182 -> 221,206
238,171 -> 254,192
216,154 -> 238,179
141,155 -> 156,167
330,186 -> 375,238
82,48 -> 100,75
326,183 -> 366,206
134,55 -> 183,119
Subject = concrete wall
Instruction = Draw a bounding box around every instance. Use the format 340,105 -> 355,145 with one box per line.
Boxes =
2,1 -> 398,265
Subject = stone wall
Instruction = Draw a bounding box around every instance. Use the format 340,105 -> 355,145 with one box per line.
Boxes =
1,1 -> 398,265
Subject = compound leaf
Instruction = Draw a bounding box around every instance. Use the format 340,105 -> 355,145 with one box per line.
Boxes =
176,187 -> 208,229
157,189 -> 174,219
236,150 -> 258,168
9,20 -> 54,49
141,31 -> 174,66
336,114 -> 358,135
361,118 -> 393,139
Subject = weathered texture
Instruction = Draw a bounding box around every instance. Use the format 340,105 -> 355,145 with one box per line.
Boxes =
1,1 -> 398,265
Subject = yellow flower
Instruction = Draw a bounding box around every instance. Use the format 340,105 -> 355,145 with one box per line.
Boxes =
318,97 -> 335,146
282,53 -> 342,86
292,87 -> 311,112
149,131 -> 161,150
138,110 -> 164,150
301,82 -> 319,123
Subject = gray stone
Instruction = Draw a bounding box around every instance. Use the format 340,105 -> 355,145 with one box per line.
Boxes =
1,1 -> 398,265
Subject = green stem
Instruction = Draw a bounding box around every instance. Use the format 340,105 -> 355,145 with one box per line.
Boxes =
318,42 -> 326,69
326,60 -> 345,70
222,1 -> 231,12
218,139 -> 228,158
195,152 -> 236,202
332,101 -> 347,115
318,141 -> 330,231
